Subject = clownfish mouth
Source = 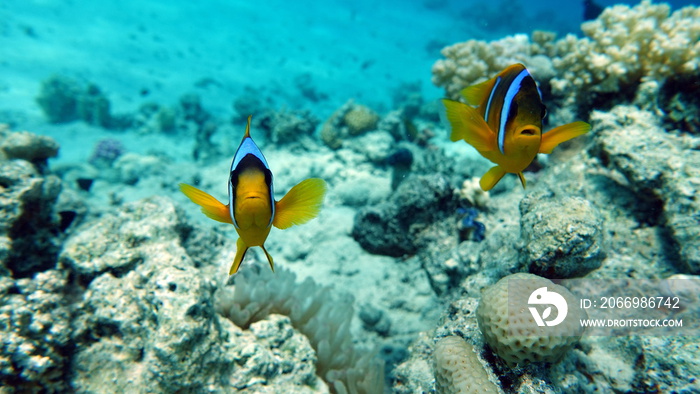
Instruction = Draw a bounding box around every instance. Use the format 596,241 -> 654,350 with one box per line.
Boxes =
520,128 -> 537,136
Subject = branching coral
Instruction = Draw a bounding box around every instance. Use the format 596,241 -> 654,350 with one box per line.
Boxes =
320,100 -> 380,149
216,265 -> 384,393
432,1 -> 700,122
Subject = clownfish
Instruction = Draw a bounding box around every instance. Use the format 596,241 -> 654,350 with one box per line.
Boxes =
180,116 -> 327,275
442,63 -> 591,191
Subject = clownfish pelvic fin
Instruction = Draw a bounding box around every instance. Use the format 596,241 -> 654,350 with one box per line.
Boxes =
479,166 -> 507,191
229,237 -> 274,275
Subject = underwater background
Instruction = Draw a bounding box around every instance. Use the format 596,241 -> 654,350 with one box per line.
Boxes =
1,0 -> 699,392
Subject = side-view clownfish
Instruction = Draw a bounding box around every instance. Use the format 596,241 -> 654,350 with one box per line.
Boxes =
180,116 -> 327,275
442,63 -> 591,191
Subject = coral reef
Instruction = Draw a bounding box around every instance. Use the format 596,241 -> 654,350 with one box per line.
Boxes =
345,130 -> 395,164
127,94 -> 221,161
519,190 -> 606,278
386,147 -> 413,189
432,1 -> 700,122
352,174 -> 458,257
255,109 -> 319,145
343,104 -> 379,136
320,100 -> 380,149
231,87 -> 267,122
589,105 -> 700,274
88,138 -> 125,167
112,153 -> 169,186
59,196 -> 190,282
454,178 -> 489,208
36,75 -> 112,127
392,332 -> 442,394
231,314 -> 328,391
0,126 -> 59,168
178,94 -> 219,161
70,258 -> 234,393
0,127 -> 63,278
0,270 -> 72,392
131,102 -> 178,134
62,197 -> 337,392
4,1 -> 700,391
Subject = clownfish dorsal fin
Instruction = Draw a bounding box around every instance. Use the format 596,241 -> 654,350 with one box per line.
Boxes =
460,77 -> 498,108
244,115 -> 252,139
442,99 -> 497,152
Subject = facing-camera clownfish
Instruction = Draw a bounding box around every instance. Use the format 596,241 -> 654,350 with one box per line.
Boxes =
442,63 -> 591,191
180,116 -> 327,275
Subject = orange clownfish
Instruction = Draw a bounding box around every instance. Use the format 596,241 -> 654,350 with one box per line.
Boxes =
180,116 -> 327,275
442,63 -> 591,191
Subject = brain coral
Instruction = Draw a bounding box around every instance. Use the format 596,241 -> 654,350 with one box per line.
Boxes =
433,336 -> 500,394
432,1 -> 700,121
476,273 -> 586,367
343,104 -> 379,136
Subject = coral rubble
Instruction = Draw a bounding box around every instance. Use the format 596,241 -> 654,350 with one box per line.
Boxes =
0,126 -> 63,278
352,174 -> 458,257
519,190 -> 606,278
590,105 -> 700,274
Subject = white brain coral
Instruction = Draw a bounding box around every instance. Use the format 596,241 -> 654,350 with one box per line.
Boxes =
433,336 -> 500,394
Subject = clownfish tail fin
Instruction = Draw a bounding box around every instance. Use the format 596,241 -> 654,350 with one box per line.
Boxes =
273,178 -> 327,229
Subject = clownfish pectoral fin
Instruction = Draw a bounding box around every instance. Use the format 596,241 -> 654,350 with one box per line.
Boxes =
479,166 -> 507,191
230,238 -> 249,275
539,121 -> 591,154
179,183 -> 233,224
442,99 -> 497,152
517,172 -> 527,189
261,244 -> 274,272
460,77 -> 498,107
273,178 -> 327,230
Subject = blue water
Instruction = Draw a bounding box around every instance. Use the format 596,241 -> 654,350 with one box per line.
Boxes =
1,0 -> 699,392
1,0 -> 694,124
0,0 -> 589,121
